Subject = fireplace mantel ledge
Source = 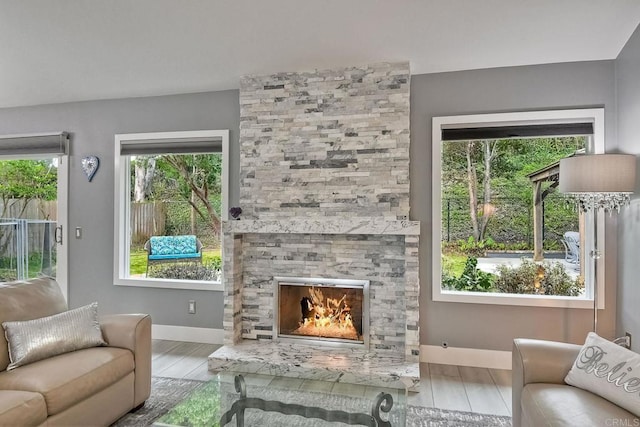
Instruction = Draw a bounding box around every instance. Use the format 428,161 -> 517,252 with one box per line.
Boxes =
223,218 -> 420,236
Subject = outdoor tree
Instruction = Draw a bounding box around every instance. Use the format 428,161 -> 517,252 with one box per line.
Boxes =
465,140 -> 499,242
158,154 -> 223,237
0,160 -> 57,217
133,157 -> 156,202
442,140 -> 500,242
442,137 -> 585,248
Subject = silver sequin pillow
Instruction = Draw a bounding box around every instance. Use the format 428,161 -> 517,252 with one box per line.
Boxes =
2,302 -> 106,370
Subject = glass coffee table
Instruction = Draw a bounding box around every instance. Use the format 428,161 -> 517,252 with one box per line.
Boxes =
154,372 -> 407,426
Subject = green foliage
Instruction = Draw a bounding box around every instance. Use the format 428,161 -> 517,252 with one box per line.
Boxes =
159,201 -> 221,247
442,254 -> 467,278
443,257 -> 495,292
207,254 -> 222,272
150,262 -> 221,281
0,160 -> 57,200
456,236 -> 497,257
155,154 -> 222,204
446,236 -> 515,256
156,381 -> 220,427
443,239 -> 529,256
441,136 -> 584,247
164,202 -> 193,235
494,259 -> 583,296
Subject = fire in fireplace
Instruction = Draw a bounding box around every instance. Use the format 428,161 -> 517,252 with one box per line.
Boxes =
274,277 -> 370,348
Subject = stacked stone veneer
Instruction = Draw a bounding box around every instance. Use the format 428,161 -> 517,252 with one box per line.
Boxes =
223,62 -> 419,362
239,62 -> 410,219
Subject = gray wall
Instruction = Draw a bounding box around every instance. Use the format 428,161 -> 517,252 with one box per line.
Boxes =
615,23 -> 640,352
410,61 -> 618,351
0,91 -> 240,328
0,60 -> 622,350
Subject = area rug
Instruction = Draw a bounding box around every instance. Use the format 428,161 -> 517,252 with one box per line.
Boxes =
113,377 -> 512,427
112,377 -> 204,427
407,406 -> 511,427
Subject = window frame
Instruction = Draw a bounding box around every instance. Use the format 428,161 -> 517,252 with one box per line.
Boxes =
432,108 -> 605,309
113,129 -> 228,291
0,133 -> 69,301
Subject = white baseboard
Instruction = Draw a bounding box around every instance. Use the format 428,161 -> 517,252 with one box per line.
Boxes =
420,345 -> 512,370
152,324 -> 224,344
150,329 -> 511,369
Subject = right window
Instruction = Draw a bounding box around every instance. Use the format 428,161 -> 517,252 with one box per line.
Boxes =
432,109 -> 604,308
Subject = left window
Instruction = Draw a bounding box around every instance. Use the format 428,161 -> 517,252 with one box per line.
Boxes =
114,130 -> 228,291
0,132 -> 69,299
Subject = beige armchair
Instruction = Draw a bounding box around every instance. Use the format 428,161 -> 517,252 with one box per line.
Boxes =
512,338 -> 639,426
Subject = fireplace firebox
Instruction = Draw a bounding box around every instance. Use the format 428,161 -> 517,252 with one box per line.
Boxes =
274,277 -> 370,349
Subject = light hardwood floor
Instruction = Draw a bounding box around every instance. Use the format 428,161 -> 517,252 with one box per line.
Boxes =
152,340 -> 512,417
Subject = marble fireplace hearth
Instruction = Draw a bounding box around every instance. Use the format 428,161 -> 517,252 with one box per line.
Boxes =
208,341 -> 420,390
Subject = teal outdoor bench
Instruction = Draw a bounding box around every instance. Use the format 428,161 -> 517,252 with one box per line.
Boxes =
144,235 -> 203,274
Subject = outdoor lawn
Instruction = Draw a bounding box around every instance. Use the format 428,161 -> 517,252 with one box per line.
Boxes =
0,252 -> 55,282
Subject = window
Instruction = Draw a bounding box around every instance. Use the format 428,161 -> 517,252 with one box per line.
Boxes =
432,109 -> 604,308
114,130 -> 228,291
0,132 -> 69,299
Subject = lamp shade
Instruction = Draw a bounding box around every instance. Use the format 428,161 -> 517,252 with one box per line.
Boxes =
559,154 -> 636,194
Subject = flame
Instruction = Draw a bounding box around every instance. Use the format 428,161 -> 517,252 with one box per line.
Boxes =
292,287 -> 359,340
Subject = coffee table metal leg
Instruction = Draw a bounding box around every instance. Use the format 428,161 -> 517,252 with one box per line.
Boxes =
219,374 -> 398,426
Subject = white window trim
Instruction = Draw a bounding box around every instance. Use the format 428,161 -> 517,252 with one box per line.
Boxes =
56,155 -> 69,301
114,130 -> 228,291
432,108 -> 605,309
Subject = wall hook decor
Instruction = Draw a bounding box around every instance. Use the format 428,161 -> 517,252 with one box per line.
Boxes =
81,155 -> 100,182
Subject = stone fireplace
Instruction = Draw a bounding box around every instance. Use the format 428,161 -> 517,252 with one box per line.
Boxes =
209,62 -> 420,389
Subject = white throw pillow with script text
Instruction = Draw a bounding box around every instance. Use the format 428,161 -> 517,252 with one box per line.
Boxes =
565,332 -> 640,417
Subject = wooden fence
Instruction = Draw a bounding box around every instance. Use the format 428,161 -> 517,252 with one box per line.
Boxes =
131,202 -> 167,245
0,199 -> 56,221
130,201 -> 220,248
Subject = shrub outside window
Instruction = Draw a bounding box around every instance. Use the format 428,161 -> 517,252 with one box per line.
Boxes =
114,130 -> 228,291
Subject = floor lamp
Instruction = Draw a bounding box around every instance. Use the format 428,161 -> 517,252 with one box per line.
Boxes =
559,153 -> 636,334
